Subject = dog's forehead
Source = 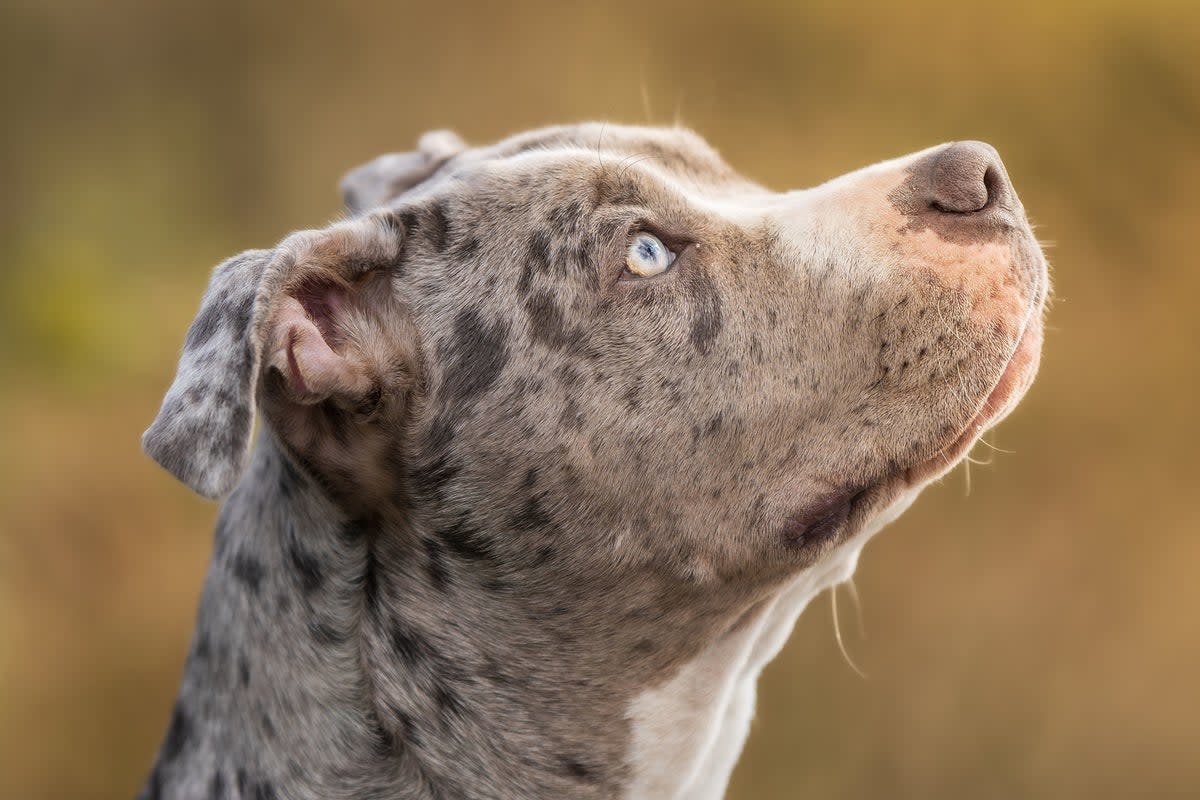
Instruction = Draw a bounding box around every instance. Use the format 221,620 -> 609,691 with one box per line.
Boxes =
443,123 -> 755,195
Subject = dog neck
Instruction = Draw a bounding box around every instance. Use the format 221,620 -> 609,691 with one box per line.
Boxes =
141,431 -> 869,800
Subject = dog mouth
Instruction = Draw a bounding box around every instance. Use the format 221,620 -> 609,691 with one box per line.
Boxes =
902,311 -> 1044,487
782,309 -> 1044,551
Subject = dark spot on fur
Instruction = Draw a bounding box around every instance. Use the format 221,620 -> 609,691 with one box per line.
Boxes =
556,364 -> 582,388
319,402 -> 351,448
238,653 -> 250,687
394,708 -> 424,748
362,549 -> 381,615
162,704 -> 192,762
229,290 -> 256,338
441,310 -> 509,408
434,683 -> 467,720
438,514 -> 498,564
422,202 -> 451,251
593,172 -> 646,207
547,199 -> 586,233
705,413 -> 723,437
453,235 -> 481,260
559,397 -> 585,430
276,456 -> 303,500
217,401 -> 253,466
415,419 -> 465,501
229,553 -> 264,595
528,545 -> 555,568
525,290 -> 586,352
423,537 -> 452,591
560,756 -> 600,783
518,230 -> 553,295
378,209 -> 403,235
285,529 -> 324,595
623,382 -> 641,410
368,709 -> 397,757
510,478 -> 554,532
412,452 -> 461,501
213,386 -> 238,409
208,771 -> 225,800
232,777 -> 276,800
748,336 -> 763,364
417,414 -> 457,459
481,656 -> 519,687
192,633 -> 211,662
185,302 -> 224,349
398,209 -> 419,239
308,618 -> 349,646
391,623 -> 432,665
142,763 -> 164,799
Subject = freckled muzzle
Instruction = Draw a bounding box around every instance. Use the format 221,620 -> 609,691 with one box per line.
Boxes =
886,140 -> 1048,483
763,138 -> 1048,550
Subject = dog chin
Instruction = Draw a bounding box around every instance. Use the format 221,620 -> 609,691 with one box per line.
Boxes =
904,312 -> 1044,488
779,307 -> 1043,559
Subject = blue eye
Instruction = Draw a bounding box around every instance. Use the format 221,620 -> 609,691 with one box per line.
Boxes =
625,232 -> 677,277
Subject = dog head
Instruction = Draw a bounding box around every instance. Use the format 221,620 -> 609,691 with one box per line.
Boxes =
145,123 -> 1047,591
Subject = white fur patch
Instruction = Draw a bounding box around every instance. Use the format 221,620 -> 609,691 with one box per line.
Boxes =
623,490 -> 918,799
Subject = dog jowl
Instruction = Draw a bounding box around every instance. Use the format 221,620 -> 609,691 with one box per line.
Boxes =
140,124 -> 1048,800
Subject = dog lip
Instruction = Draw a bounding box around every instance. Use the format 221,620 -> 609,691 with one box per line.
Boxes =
902,311 -> 1043,486
783,485 -> 872,549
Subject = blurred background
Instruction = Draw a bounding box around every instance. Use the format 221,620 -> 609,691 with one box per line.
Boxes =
1,0 -> 1197,797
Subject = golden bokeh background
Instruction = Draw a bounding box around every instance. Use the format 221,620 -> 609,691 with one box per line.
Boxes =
2,1 -> 1197,797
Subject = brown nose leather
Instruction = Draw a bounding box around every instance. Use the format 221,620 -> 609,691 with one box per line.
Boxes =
926,141 -> 1007,214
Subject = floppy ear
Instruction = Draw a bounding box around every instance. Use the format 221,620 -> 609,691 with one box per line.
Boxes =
142,212 -> 409,499
341,129 -> 466,214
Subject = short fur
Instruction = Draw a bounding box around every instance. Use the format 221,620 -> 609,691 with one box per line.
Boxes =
139,124 -> 1047,799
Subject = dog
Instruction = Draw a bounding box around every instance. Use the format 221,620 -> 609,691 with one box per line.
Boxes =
138,123 -> 1047,799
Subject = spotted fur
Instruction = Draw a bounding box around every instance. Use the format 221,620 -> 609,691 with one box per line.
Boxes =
140,125 -> 1048,799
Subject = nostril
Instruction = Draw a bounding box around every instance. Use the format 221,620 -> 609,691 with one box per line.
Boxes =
981,165 -> 1002,209
927,141 -> 1002,215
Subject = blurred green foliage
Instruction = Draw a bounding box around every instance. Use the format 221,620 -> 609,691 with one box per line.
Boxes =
1,1 -> 1198,798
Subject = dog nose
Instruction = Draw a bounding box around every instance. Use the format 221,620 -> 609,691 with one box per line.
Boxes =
925,141 -> 1008,214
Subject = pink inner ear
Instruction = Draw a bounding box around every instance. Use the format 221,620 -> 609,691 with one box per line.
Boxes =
269,293 -> 371,404
294,280 -> 348,345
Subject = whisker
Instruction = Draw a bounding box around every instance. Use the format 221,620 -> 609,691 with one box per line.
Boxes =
619,153 -> 657,180
595,123 -> 608,169
844,577 -> 866,639
976,437 -> 1014,454
831,583 -> 868,680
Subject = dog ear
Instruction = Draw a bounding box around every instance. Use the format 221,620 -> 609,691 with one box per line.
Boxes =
341,129 -> 466,214
142,212 -> 411,499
